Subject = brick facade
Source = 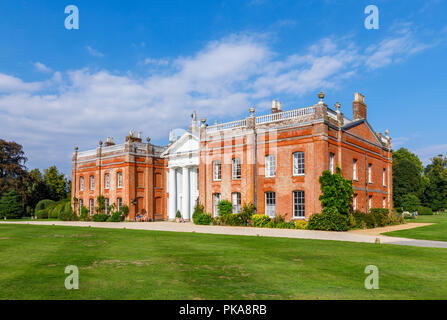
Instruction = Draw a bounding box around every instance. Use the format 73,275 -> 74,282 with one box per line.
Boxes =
72,92 -> 392,222
72,133 -> 168,221
198,93 -> 392,220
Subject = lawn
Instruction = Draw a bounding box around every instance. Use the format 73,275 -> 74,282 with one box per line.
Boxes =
384,213 -> 447,242
1,224 -> 447,300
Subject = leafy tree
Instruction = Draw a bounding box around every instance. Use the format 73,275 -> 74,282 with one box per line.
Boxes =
0,139 -> 31,205
392,148 -> 424,208
0,189 -> 23,219
424,155 -> 447,211
319,167 -> 354,215
95,195 -> 106,214
26,168 -> 51,212
401,194 -> 421,212
43,166 -> 69,201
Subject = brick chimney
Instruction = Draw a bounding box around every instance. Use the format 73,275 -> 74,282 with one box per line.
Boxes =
352,92 -> 366,120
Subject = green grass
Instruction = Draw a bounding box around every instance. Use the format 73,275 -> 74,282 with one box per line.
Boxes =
1,224 -> 447,300
384,213 -> 447,242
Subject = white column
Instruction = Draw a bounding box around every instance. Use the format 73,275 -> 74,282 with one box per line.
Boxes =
182,167 -> 190,220
168,167 -> 176,221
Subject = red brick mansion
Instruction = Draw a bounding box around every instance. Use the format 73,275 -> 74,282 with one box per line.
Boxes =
72,92 -> 392,221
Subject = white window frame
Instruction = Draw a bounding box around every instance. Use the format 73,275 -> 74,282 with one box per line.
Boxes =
232,192 -> 241,213
293,152 -> 305,176
265,192 -> 276,218
105,173 -> 110,189
232,158 -> 241,180
265,155 -> 276,178
105,198 -> 109,214
368,195 -> 372,210
353,194 -> 357,211
213,193 -> 221,216
383,168 -> 386,186
368,164 -> 372,184
383,197 -> 386,209
329,153 -> 335,174
213,160 -> 221,181
117,197 -> 123,211
89,199 -> 94,214
117,172 -> 123,188
79,176 -> 84,191
89,175 -> 95,190
293,190 -> 305,219
353,159 -> 358,180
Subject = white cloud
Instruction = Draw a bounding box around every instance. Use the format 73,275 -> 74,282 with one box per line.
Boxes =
86,46 -> 104,58
143,58 -> 169,66
33,62 -> 52,73
0,29 -> 436,173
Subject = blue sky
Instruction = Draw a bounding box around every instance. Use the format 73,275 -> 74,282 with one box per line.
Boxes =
0,0 -> 446,175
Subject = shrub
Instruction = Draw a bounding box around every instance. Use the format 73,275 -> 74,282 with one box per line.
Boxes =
417,205 -> 433,215
251,214 -> 271,227
274,222 -> 295,229
120,205 -> 129,218
35,199 -> 55,211
79,206 -> 90,221
107,211 -> 124,222
195,213 -> 214,225
294,220 -> 308,230
50,202 -> 66,219
92,214 -> 108,222
35,209 -> 48,219
176,210 -> 181,219
369,208 -> 391,227
307,207 -> 350,231
319,168 -> 354,214
273,214 -> 285,224
240,202 -> 255,225
217,200 -> 232,216
219,213 -> 244,226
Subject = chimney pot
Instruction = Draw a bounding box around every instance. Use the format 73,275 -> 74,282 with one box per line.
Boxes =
352,92 -> 367,120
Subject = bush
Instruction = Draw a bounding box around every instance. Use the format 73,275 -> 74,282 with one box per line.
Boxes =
218,213 -> 244,226
401,194 -> 421,212
294,220 -> 308,230
35,209 -> 48,219
251,214 -> 271,227
79,206 -> 90,221
417,205 -> 433,215
92,214 -> 108,222
217,200 -> 232,216
307,207 -> 350,231
274,221 -> 295,229
176,210 -> 181,219
35,199 -> 55,211
107,211 -> 124,222
195,213 -> 214,225
240,203 -> 255,225
50,202 -> 66,219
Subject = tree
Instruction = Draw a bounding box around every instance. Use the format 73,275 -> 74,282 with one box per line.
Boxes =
319,167 -> 354,215
424,155 -> 447,211
0,139 -> 31,203
0,189 -> 23,219
392,148 -> 424,208
26,168 -> 51,213
401,194 -> 421,212
95,195 -> 106,214
43,166 -> 69,201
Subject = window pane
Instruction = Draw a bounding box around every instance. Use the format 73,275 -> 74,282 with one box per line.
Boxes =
293,152 -> 305,175
293,191 -> 305,217
265,192 -> 276,217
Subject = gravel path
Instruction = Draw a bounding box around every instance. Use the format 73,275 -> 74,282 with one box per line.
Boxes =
2,220 -> 447,249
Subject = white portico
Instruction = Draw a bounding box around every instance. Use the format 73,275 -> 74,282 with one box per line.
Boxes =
162,115 -> 200,221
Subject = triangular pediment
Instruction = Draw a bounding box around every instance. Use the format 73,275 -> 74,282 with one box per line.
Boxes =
343,120 -> 383,146
162,131 -> 199,157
